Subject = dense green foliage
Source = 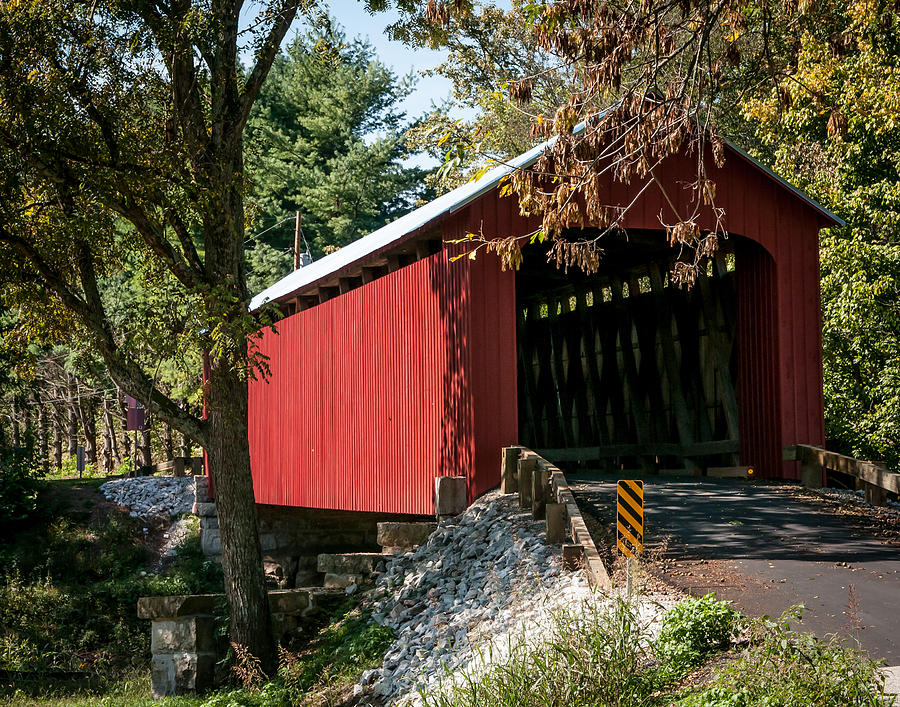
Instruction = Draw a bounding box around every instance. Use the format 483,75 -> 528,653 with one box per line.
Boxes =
655,594 -> 740,680
244,19 -> 429,292
419,596 -> 886,707
740,0 -> 900,468
0,481 -> 222,686
672,609 -> 889,706
0,441 -> 44,525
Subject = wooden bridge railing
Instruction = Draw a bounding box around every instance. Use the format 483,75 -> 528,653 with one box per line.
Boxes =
784,444 -> 899,506
133,456 -> 204,478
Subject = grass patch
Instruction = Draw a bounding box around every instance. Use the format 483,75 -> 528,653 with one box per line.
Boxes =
278,601 -> 394,703
418,595 -> 891,707
0,478 -> 222,695
671,607 -> 892,706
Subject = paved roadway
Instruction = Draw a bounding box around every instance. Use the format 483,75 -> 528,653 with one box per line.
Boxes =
571,477 -> 900,664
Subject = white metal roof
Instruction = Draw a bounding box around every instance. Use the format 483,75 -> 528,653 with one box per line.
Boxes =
249,139 -> 552,310
250,130 -> 842,311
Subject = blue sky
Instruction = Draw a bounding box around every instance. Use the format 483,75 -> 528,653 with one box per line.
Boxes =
242,1 -> 454,124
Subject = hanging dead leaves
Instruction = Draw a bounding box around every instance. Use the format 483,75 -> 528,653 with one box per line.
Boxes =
426,0 -> 747,287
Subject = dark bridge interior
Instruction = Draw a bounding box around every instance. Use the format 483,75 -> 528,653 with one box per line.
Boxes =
515,229 -> 740,472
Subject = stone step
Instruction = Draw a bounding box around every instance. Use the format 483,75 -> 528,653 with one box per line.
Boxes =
376,521 -> 437,553
317,552 -> 388,576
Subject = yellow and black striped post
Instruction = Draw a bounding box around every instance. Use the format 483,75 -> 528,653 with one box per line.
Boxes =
616,480 -> 644,558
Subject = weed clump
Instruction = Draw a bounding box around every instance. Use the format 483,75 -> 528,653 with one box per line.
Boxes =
673,607 -> 892,706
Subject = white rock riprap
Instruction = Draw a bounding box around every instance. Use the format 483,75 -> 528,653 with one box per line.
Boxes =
100,476 -> 195,517
359,492 -> 615,705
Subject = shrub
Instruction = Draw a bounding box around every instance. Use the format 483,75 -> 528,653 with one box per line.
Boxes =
672,608 -> 891,706
0,443 -> 43,525
654,594 -> 740,679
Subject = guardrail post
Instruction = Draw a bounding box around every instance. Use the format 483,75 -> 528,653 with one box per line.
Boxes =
545,502 -> 567,544
532,465 -> 548,520
801,461 -> 823,489
518,454 -> 536,509
865,482 -> 888,507
500,446 -> 521,494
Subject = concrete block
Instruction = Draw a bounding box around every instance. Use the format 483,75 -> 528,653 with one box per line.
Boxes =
500,446 -> 521,494
151,651 -> 216,698
192,502 -> 217,517
435,476 -> 467,518
317,552 -> 384,575
199,516 -> 218,531
137,594 -> 220,620
295,568 -> 321,588
151,616 -> 216,654
259,533 -> 279,552
200,529 -> 221,556
324,572 -> 364,589
377,521 -> 436,550
267,589 -> 310,614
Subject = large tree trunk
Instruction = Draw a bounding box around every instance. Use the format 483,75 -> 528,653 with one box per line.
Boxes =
207,360 -> 275,675
203,141 -> 275,674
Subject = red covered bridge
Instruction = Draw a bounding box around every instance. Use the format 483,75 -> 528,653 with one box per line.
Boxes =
247,138 -> 841,516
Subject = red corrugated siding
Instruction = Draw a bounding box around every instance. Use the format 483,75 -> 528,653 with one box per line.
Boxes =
247,249 -> 518,514
248,144 -> 829,511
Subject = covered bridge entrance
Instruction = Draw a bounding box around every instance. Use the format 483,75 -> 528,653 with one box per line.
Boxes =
248,137 -> 840,516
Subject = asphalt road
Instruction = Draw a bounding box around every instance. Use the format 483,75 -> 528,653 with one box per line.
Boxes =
571,477 -> 900,664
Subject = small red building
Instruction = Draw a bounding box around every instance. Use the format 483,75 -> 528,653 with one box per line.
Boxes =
248,138 -> 841,516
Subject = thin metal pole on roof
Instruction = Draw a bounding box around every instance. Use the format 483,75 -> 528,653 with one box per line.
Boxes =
293,211 -> 302,271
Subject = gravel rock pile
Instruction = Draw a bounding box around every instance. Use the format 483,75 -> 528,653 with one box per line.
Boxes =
100,476 -> 196,517
359,491 -> 596,705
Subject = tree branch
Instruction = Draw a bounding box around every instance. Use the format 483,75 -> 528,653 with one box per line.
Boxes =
237,1 -> 303,143
0,225 -> 209,446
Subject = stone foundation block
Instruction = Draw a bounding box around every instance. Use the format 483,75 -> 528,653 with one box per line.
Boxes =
267,589 -> 310,614
151,616 -> 215,654
151,651 -> 216,698
317,552 -> 385,575
324,572 -> 364,589
435,476 -> 467,518
200,529 -> 221,556
377,521 -> 436,550
193,502 -> 217,517
200,516 -> 218,531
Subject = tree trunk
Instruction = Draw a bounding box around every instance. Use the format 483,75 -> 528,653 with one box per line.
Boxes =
207,358 -> 275,674
36,401 -> 48,474
67,377 -> 78,457
11,397 -> 20,448
163,422 -> 174,461
52,404 -> 63,470
77,391 -> 98,465
103,394 -> 120,471
141,417 -> 152,469
181,401 -> 193,458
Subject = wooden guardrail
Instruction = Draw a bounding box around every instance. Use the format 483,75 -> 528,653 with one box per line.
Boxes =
784,444 -> 899,506
135,456 -> 204,477
500,446 -> 611,589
